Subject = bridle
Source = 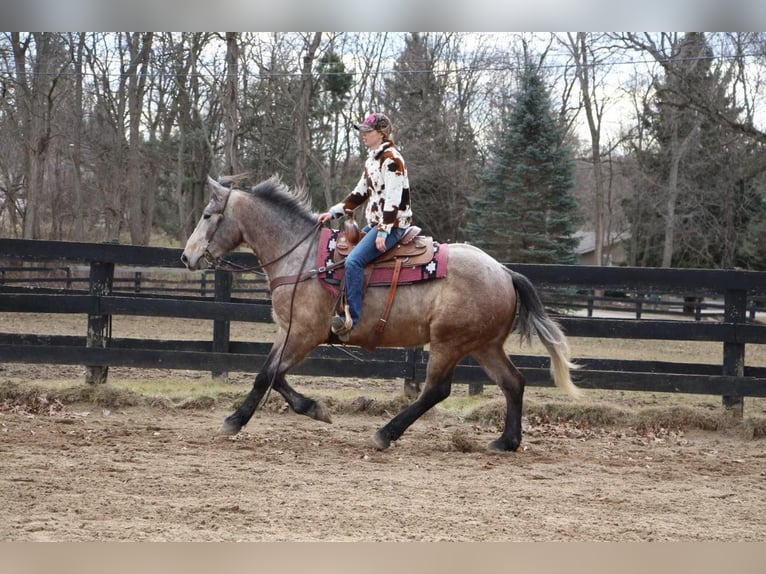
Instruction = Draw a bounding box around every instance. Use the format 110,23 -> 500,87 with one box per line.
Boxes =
200,188 -> 323,277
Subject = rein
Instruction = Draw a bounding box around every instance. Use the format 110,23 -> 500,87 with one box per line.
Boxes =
210,220 -> 347,292
208,220 -> 323,275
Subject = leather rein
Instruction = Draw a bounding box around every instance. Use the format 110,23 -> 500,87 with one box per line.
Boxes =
208,220 -> 330,286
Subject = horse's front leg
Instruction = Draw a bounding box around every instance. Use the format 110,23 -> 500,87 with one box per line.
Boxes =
219,329 -> 330,435
219,367 -> 276,435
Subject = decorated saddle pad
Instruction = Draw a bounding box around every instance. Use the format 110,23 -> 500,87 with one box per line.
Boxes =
316,228 -> 449,295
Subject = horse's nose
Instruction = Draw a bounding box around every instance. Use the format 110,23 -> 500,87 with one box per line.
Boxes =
180,253 -> 189,267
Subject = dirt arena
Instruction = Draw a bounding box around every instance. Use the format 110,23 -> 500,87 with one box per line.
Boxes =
1,314 -> 765,541
2,369 -> 766,542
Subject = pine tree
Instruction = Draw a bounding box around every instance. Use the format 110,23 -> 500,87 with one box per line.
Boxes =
464,63 -> 579,264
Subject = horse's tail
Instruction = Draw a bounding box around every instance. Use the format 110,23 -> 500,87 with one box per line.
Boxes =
507,269 -> 582,399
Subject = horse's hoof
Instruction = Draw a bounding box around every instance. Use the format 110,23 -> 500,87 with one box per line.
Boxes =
308,401 -> 333,424
487,438 -> 520,452
370,430 -> 391,451
219,418 -> 241,436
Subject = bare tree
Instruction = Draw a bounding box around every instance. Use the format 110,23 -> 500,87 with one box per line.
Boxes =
617,33 -> 706,267
0,38 -> 24,236
3,31 -> 765,264
294,32 -> 323,191
11,33 -> 69,239
66,32 -> 86,241
561,32 -> 612,265
168,32 -> 217,241
222,32 -> 241,176
124,32 -> 154,245
83,33 -> 130,240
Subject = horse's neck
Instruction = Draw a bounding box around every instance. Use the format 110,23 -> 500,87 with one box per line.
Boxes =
237,196 -> 316,279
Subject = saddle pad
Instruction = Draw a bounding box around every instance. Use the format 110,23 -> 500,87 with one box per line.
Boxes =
316,227 -> 449,295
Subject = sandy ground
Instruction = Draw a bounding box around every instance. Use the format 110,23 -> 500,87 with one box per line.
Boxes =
1,370 -> 766,542
1,313 -> 766,541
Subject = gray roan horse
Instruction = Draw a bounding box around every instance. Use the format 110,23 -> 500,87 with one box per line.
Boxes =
181,176 -> 581,452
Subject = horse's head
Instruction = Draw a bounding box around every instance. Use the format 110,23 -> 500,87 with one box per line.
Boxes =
181,177 -> 241,270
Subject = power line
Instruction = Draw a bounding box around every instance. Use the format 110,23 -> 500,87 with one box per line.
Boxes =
0,50 -> 763,81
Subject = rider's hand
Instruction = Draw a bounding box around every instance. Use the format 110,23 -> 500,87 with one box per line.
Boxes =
317,212 -> 333,224
375,235 -> 387,252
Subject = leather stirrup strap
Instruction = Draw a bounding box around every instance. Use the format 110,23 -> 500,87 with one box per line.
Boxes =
335,276 -> 347,315
367,258 -> 403,351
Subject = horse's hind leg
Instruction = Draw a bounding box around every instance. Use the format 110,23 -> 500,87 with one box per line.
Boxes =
471,344 -> 526,452
372,350 -> 456,450
272,377 -> 332,423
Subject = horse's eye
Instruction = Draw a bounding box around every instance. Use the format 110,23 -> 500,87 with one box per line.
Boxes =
203,213 -> 211,220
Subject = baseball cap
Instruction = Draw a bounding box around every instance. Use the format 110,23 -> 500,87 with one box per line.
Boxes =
353,112 -> 392,135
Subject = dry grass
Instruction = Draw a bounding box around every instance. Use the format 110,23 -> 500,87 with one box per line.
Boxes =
460,392 -> 766,440
3,376 -> 765,441
2,313 -> 765,439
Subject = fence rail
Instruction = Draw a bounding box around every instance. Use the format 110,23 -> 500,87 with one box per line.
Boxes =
4,262 -> 764,321
1,238 -> 766,413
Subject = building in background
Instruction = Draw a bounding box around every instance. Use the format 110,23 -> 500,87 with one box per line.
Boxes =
574,230 -> 630,266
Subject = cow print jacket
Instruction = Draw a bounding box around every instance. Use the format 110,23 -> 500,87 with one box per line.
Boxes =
329,141 -> 412,236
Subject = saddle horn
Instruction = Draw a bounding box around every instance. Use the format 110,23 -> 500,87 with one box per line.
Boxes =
343,210 -> 361,246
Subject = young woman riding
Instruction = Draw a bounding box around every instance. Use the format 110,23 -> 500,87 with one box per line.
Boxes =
317,112 -> 413,341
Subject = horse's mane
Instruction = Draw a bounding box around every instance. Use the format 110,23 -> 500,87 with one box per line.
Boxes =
242,176 -> 316,226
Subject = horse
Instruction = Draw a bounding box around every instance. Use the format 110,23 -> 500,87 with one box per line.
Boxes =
181,175 -> 581,452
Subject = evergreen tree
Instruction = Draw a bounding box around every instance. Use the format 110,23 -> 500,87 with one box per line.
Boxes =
464,62 -> 579,264
311,48 -> 354,206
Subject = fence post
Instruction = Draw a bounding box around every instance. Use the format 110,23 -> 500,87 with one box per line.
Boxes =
85,260 -> 114,385
468,381 -> 484,396
403,347 -> 422,399
212,269 -> 232,381
722,288 -> 747,416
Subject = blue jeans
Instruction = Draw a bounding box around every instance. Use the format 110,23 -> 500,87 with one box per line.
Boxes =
344,226 -> 407,327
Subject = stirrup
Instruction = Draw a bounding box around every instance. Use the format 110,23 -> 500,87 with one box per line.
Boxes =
331,315 -> 353,341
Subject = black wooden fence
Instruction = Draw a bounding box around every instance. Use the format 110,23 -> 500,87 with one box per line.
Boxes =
1,238 -> 766,414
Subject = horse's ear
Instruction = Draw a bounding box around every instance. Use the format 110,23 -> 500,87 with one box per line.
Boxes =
205,176 -> 231,213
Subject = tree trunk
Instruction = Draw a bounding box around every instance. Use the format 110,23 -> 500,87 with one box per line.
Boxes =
294,33 -> 322,191
661,121 -> 696,267
125,32 -> 154,246
71,32 -> 85,241
572,33 -> 605,265
14,33 -> 57,240
223,32 -> 241,176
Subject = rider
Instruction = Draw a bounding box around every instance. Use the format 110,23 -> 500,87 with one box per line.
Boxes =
317,112 -> 413,341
